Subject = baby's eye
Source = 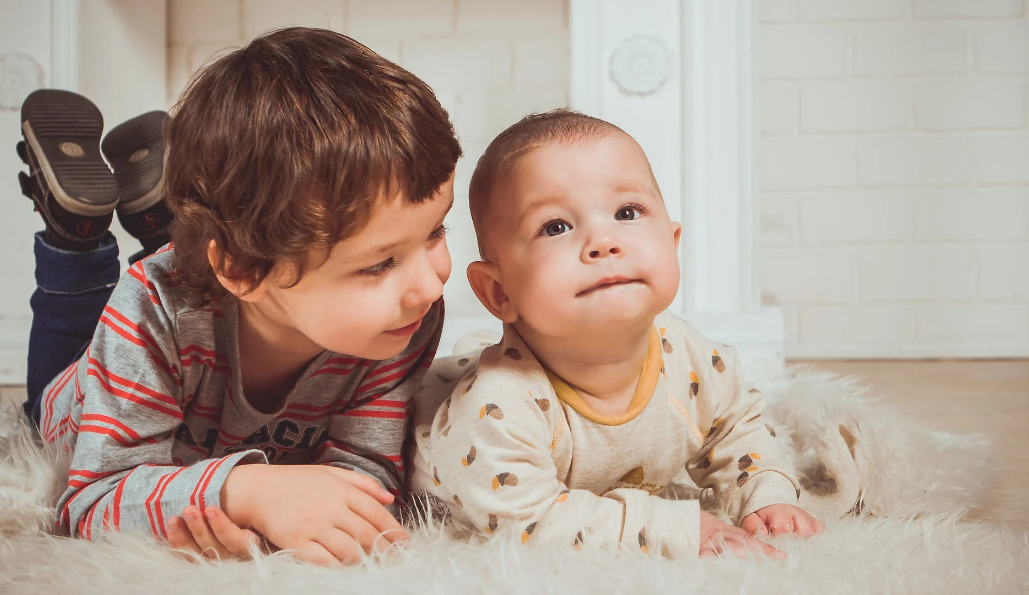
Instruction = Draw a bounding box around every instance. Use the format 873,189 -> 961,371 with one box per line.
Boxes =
542,220 -> 571,237
615,206 -> 644,221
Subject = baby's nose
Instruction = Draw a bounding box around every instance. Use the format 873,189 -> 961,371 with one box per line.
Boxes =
588,245 -> 621,259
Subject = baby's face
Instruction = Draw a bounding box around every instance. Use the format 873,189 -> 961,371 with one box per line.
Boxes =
486,133 -> 681,338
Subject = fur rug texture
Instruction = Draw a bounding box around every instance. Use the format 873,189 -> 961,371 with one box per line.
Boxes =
1,360 -> 1027,594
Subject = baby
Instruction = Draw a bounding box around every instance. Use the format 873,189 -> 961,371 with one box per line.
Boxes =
409,110 -> 823,557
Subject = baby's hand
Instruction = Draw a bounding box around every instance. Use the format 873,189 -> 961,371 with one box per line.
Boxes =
741,504 -> 825,538
699,511 -> 784,559
167,505 -> 262,561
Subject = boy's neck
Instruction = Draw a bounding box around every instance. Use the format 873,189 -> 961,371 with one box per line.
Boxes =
514,318 -> 654,417
236,300 -> 325,413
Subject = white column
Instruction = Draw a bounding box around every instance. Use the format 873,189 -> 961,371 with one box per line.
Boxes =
570,0 -> 784,371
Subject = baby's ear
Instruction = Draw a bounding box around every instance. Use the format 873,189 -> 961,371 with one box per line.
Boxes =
467,261 -> 518,324
207,239 -> 267,302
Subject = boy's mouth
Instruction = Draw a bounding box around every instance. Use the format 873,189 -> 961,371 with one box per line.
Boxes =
577,276 -> 642,296
385,318 -> 422,337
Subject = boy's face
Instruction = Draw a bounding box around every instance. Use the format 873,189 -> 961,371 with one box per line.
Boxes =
248,177 -> 454,361
483,134 -> 681,337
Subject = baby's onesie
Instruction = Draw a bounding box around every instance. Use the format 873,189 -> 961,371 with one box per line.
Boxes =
409,311 -> 799,556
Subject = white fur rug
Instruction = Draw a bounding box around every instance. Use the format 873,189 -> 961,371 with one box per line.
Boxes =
1,365 -> 1027,594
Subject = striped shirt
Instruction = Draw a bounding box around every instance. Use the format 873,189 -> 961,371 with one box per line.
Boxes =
39,245 -> 441,541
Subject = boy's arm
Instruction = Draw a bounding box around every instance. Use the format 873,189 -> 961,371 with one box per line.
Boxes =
424,373 -> 700,557
685,345 -> 800,525
313,300 -> 443,505
48,262 -> 266,540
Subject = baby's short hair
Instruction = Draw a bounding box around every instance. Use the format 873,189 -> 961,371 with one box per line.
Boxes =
468,109 -> 622,259
165,27 -> 461,305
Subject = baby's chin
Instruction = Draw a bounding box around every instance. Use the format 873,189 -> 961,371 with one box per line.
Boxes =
535,298 -> 666,337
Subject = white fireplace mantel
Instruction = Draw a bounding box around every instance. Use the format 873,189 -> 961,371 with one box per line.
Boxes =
570,0 -> 784,371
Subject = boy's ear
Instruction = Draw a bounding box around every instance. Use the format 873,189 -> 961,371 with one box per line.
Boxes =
207,239 -> 267,302
672,221 -> 682,250
467,261 -> 519,324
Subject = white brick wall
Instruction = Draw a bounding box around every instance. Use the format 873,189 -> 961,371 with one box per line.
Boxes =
166,0 -> 1029,358
166,0 -> 569,322
760,0 -> 1029,357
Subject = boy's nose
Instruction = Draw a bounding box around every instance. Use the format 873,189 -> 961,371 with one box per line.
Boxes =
403,258 -> 445,309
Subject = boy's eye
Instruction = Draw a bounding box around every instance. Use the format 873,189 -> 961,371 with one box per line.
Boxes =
360,257 -> 396,277
616,205 -> 644,221
542,220 -> 571,237
429,223 -> 448,241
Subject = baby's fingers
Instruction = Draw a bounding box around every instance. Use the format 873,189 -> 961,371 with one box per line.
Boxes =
740,513 -> 768,536
766,512 -> 796,537
791,511 -> 826,538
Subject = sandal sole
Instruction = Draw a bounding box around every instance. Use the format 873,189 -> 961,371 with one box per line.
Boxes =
21,90 -> 119,217
102,110 -> 168,215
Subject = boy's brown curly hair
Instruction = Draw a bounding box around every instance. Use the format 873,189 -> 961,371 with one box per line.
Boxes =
165,27 -> 462,306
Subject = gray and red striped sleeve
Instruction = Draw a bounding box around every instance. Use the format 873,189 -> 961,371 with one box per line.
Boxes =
42,255 -> 266,540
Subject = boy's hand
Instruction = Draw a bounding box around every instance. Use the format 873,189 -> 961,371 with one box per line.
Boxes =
699,510 -> 784,559
167,505 -> 262,560
741,504 -> 825,538
221,465 -> 409,566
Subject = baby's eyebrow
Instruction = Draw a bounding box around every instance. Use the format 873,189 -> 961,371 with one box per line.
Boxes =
613,182 -> 658,197
518,195 -> 565,228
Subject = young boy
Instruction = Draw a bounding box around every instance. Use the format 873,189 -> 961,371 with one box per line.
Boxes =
409,110 -> 823,558
18,28 -> 461,566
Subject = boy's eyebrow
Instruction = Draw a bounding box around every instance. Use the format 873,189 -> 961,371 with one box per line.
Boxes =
357,197 -> 455,259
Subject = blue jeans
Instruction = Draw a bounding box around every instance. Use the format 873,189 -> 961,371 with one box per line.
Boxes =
23,232 -> 133,425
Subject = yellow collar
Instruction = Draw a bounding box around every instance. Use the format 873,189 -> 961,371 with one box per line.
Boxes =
545,327 -> 661,426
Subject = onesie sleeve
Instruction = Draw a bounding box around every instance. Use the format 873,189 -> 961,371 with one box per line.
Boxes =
684,344 -> 800,524
421,357 -> 700,557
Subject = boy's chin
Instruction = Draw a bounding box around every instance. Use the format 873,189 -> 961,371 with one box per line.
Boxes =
322,335 -> 411,361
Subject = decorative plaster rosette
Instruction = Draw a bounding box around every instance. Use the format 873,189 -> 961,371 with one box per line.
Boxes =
608,35 -> 672,96
0,53 -> 45,111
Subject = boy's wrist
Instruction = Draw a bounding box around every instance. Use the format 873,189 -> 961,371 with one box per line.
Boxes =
221,464 -> 263,527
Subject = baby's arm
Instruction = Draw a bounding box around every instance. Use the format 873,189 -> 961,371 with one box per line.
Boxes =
685,345 -> 802,526
423,376 -> 700,557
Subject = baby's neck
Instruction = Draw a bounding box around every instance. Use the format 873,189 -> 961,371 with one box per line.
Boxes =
514,319 -> 654,415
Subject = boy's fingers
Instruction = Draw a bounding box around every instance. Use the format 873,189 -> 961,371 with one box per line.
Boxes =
321,466 -> 393,504
167,517 -> 202,556
813,517 -> 826,534
314,530 -> 363,566
204,507 -> 257,557
336,515 -> 392,554
182,506 -> 229,560
295,541 -> 344,568
738,533 -> 784,559
346,490 -> 407,542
